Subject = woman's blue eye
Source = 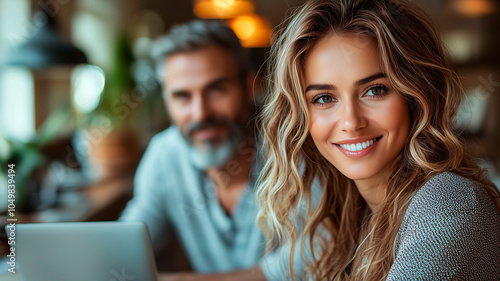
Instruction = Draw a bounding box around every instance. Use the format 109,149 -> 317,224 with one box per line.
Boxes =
314,95 -> 335,104
365,86 -> 387,97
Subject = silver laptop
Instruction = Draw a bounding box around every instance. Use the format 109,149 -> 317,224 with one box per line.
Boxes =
12,221 -> 158,281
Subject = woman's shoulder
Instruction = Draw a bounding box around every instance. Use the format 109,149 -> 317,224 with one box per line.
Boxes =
389,172 -> 500,280
396,171 -> 500,253
396,171 -> 500,251
408,172 -> 497,216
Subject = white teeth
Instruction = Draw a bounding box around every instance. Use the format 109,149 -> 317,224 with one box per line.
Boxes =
339,138 -> 377,152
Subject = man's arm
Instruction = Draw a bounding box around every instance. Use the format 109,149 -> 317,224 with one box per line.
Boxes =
119,134 -> 171,250
158,266 -> 267,281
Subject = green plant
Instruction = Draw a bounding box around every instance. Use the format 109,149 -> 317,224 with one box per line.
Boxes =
0,103 -> 72,212
92,32 -> 136,128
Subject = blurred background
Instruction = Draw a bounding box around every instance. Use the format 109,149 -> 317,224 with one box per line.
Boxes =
0,0 -> 499,262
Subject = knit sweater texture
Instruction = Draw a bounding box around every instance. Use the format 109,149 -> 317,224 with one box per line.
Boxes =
387,172 -> 500,280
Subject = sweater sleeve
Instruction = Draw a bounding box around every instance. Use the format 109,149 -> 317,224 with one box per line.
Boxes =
387,173 -> 500,280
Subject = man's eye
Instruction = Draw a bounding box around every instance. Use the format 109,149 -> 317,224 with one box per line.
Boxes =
173,93 -> 190,101
209,85 -> 227,94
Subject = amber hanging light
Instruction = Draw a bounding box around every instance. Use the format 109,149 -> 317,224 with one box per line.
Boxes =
193,0 -> 255,19
227,14 -> 271,48
452,0 -> 496,17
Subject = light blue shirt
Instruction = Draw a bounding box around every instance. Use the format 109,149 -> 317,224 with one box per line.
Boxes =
119,126 -> 300,280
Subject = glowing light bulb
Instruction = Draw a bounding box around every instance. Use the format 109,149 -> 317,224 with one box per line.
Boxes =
213,0 -> 234,8
194,0 -> 254,19
233,16 -> 255,40
228,14 -> 271,47
453,0 -> 496,17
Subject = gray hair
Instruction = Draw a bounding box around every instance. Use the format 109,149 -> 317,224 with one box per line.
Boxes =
153,19 -> 251,83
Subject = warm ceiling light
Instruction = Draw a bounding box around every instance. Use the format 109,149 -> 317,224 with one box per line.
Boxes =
232,15 -> 256,40
193,0 -> 254,19
227,14 -> 271,48
452,0 -> 496,17
213,0 -> 235,8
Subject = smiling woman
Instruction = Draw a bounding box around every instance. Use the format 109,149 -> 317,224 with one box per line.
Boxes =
305,35 -> 411,208
256,0 -> 500,280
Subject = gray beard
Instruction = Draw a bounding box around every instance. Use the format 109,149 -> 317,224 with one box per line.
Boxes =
188,137 -> 239,170
181,116 -> 246,170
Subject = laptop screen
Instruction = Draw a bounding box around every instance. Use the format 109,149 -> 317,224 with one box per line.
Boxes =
9,221 -> 158,281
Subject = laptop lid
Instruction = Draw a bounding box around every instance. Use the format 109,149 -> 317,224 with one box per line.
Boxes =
12,221 -> 158,281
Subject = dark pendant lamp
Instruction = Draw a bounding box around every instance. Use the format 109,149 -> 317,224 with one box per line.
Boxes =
3,10 -> 87,68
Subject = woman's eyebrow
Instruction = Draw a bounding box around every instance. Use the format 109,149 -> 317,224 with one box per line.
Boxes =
355,72 -> 386,86
305,72 -> 387,94
305,83 -> 335,93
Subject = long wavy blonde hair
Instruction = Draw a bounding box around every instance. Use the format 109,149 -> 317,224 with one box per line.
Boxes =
256,0 -> 500,280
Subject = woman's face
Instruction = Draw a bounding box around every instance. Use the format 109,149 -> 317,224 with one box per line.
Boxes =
304,34 -> 411,188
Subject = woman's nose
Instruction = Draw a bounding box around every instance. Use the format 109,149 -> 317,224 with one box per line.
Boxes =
339,99 -> 367,132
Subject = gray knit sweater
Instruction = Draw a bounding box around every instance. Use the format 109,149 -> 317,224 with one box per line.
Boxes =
386,172 -> 500,280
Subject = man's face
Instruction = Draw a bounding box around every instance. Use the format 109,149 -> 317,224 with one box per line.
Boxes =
163,45 -> 249,168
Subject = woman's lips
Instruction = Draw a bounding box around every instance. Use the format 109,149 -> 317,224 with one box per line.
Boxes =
334,136 -> 382,159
